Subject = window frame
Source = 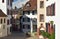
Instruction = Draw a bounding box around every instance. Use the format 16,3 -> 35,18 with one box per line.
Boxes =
40,14 -> 44,22
40,1 -> 44,8
27,18 -> 30,22
23,25 -> 25,29
1,19 -> 2,24
4,18 -> 6,23
27,25 -> 30,29
7,20 -> 9,25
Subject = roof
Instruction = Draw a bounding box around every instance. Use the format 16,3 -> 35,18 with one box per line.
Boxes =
23,0 -> 37,11
0,9 -> 7,17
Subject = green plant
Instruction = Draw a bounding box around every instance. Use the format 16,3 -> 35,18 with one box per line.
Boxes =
40,30 -> 55,39
40,30 -> 50,38
50,21 -> 54,25
49,32 -> 55,39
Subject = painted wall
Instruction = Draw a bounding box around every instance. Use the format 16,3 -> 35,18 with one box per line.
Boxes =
0,17 -> 7,37
0,0 -> 13,35
21,12 -> 37,24
37,0 -> 46,30
46,0 -> 56,24
0,0 -> 7,15
21,11 -> 37,32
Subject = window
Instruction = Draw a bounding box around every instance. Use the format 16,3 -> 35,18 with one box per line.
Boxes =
52,3 -> 55,16
40,14 -> 44,22
7,20 -> 9,25
7,0 -> 9,5
27,25 -> 30,29
34,11 -> 37,15
4,18 -> 6,23
10,19 -> 12,24
10,10 -> 12,15
23,25 -> 25,29
27,18 -> 30,22
33,25 -> 37,32
23,13 -> 25,15
32,11 -> 34,15
2,0 -> 4,3
26,3 -> 31,7
32,11 -> 37,15
33,18 -> 37,22
23,18 -> 25,22
7,9 -> 10,15
46,3 -> 55,16
40,1 -> 44,8
1,19 -> 2,24
46,23 -> 49,32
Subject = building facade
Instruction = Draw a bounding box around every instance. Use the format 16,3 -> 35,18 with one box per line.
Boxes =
0,0 -> 7,15
21,0 -> 37,35
37,0 -> 55,38
7,0 -> 13,35
11,7 -> 20,31
46,0 -> 55,34
37,0 -> 46,37
46,0 -> 56,23
0,10 -> 7,37
0,0 -> 13,35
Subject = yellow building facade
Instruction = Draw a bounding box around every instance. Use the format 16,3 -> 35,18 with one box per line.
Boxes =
37,0 -> 46,37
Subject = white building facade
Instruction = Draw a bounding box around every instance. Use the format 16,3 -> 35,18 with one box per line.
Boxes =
0,0 -> 7,15
46,0 -> 56,24
21,11 -> 37,33
7,0 -> 13,35
0,0 -> 13,35
21,0 -> 37,35
0,10 -> 7,37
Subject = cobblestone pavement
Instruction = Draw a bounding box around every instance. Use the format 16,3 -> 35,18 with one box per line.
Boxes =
0,32 -> 38,39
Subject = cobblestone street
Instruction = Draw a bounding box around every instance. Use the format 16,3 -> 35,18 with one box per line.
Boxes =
0,32 -> 38,39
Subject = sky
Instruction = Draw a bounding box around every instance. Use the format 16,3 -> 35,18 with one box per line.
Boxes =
12,0 -> 29,9
12,0 -> 55,9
